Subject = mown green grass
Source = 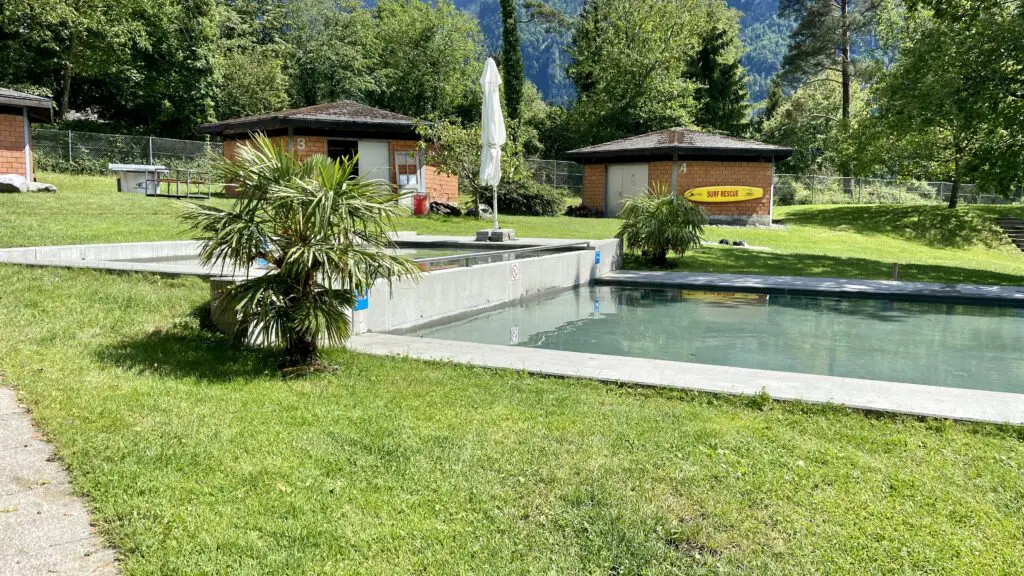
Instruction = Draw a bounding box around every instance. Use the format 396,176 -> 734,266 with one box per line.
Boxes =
5,172 -> 1023,285
401,205 -> 1024,285
1,263 -> 1023,574
0,172 -> 232,246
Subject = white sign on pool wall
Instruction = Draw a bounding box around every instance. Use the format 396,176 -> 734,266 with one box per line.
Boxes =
510,262 -> 521,281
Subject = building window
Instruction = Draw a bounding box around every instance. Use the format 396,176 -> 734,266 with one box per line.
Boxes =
327,139 -> 359,175
394,150 -> 422,188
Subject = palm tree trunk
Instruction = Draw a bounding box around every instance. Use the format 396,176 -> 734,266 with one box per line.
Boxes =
283,335 -> 318,369
281,272 -> 319,368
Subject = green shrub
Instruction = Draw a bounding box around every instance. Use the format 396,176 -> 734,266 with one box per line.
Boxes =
478,180 -> 565,216
33,150 -> 215,176
616,184 -> 707,266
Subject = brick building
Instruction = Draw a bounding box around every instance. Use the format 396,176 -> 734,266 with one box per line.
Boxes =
199,101 -> 458,204
0,88 -> 54,181
566,128 -> 793,225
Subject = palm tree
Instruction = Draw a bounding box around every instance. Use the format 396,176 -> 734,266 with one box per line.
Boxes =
182,133 -> 420,370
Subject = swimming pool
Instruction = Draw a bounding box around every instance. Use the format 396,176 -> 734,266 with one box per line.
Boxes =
411,286 -> 1024,394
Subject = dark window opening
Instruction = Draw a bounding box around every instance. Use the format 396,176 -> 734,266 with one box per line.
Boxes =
327,140 -> 359,175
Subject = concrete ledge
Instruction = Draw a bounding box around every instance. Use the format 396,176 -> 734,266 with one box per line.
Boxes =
708,214 -> 771,226
599,270 -> 1024,306
352,237 -> 621,334
349,333 -> 1024,425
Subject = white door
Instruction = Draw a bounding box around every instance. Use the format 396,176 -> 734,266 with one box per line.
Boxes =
358,140 -> 391,183
606,163 -> 649,216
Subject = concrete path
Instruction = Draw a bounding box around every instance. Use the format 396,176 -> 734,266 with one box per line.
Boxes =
349,333 -> 1024,425
0,388 -> 118,576
599,270 -> 1024,305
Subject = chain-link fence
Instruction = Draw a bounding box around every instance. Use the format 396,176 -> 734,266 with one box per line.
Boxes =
772,174 -> 1023,206
528,158 -> 584,196
32,129 -> 221,174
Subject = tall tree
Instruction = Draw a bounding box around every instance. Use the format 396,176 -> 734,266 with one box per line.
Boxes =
372,0 -> 485,122
0,0 -> 136,118
500,0 -> 524,121
687,25 -> 750,136
777,0 -> 878,180
758,70 -> 868,174
283,0 -> 379,107
566,0 -> 731,147
868,0 -> 1024,208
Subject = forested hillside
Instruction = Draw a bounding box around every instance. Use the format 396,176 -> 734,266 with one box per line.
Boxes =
451,0 -> 790,103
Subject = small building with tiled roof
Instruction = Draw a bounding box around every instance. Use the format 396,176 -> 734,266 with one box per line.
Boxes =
0,88 -> 54,182
566,128 -> 793,225
199,100 -> 457,204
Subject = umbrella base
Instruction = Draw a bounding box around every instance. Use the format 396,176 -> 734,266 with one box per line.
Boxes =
476,228 -> 517,242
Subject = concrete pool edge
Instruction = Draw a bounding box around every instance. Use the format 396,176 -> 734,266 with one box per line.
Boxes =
348,333 -> 1024,426
599,270 -> 1024,306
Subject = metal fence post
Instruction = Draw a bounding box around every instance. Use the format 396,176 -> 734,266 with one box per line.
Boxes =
68,130 -> 72,161
149,137 -> 154,165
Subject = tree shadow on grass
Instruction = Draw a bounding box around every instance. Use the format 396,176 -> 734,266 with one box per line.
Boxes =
95,305 -> 279,383
666,248 -> 1024,286
778,205 -> 1009,248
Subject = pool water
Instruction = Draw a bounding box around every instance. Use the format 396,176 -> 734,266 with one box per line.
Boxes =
412,286 -> 1024,393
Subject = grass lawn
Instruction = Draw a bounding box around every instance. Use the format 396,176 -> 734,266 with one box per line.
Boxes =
5,172 -> 1023,285
2,264 -> 1023,574
1,173 -> 1023,572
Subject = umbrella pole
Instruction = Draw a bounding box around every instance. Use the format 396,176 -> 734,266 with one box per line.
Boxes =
492,185 -> 499,230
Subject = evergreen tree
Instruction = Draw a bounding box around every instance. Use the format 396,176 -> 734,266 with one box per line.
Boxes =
777,0 -> 879,180
688,26 -> 749,136
566,0 -> 730,147
500,0 -> 524,121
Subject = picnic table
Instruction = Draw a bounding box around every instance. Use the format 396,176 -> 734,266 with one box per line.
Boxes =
152,168 -> 217,199
107,164 -> 218,199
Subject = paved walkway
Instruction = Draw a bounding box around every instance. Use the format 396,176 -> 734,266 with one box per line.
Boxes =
598,270 -> 1024,305
0,388 -> 118,576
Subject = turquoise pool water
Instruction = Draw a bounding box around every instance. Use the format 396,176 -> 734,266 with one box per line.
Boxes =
412,286 -> 1024,393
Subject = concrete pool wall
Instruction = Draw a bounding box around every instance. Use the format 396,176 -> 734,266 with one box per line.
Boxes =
0,240 -> 235,276
209,236 -> 622,338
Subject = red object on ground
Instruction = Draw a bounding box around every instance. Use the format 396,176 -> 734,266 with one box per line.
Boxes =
413,192 -> 429,216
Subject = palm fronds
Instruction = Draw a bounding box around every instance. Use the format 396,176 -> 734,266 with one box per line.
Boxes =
181,133 -> 420,368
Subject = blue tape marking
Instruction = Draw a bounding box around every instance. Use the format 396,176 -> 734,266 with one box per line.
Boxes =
354,291 -> 369,311
593,298 -> 600,314
595,250 -> 601,265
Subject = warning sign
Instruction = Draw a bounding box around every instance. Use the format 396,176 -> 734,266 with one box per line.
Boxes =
510,263 -> 520,281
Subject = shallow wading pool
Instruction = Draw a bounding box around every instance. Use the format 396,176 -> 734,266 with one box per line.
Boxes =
410,286 -> 1024,394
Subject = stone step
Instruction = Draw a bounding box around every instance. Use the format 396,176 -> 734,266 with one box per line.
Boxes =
995,218 -> 1024,251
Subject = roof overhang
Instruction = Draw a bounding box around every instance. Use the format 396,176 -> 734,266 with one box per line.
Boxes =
198,117 -> 426,140
0,96 -> 54,123
566,145 -> 794,165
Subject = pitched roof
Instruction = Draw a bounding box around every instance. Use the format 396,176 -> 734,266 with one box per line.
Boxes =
198,100 -> 422,137
566,128 -> 793,163
0,88 -> 54,122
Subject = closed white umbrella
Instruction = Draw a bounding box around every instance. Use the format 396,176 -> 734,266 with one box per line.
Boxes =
479,57 -> 506,231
